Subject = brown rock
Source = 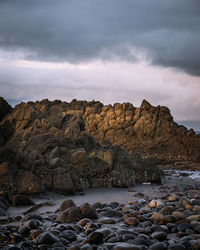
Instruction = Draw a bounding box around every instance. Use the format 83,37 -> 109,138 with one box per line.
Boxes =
172,211 -> 186,220
159,206 -> 174,215
17,170 -> 43,194
57,206 -> 82,223
70,148 -> 87,164
59,199 -> 77,212
187,214 -> 200,222
125,217 -> 139,226
80,204 -> 98,219
151,212 -> 165,224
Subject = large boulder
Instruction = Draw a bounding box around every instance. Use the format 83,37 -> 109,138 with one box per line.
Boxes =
0,97 -> 166,196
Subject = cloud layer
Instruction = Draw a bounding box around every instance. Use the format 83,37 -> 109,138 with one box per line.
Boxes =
1,59 -> 200,122
0,0 -> 200,75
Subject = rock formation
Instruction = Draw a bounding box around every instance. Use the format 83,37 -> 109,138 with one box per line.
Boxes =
0,97 -> 162,195
1,97 -> 196,164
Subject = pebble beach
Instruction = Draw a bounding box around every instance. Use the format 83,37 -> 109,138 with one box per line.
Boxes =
1,170 -> 200,249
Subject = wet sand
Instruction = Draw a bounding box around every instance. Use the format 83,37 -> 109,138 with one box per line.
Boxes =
7,170 -> 200,217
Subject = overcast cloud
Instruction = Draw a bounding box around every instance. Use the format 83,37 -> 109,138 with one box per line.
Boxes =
0,0 -> 200,75
0,0 -> 200,130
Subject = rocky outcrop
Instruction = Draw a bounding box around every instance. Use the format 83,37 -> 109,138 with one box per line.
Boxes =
1,98 -> 200,165
2,98 -> 161,195
5,96 -> 198,195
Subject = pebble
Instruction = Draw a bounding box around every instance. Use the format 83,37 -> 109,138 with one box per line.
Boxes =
125,217 -> 139,226
151,231 -> 167,241
80,203 -> 98,219
150,242 -> 167,250
35,232 -> 59,244
113,242 -> 142,250
87,231 -> 103,244
2,177 -> 200,250
98,217 -> 116,224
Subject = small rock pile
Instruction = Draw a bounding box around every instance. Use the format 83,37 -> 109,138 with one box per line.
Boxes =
1,183 -> 200,250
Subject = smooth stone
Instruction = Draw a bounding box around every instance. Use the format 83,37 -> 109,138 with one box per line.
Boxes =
180,236 -> 194,244
84,222 -> 99,230
106,202 -> 120,209
80,203 -> 98,219
177,223 -> 193,232
59,199 -> 76,212
87,231 -> 103,244
96,228 -> 113,238
35,232 -> 59,244
168,244 -> 185,250
81,243 -> 93,250
77,218 -> 92,227
131,238 -> 149,246
187,214 -> 200,222
193,205 -> 200,212
163,215 -> 177,223
57,207 -> 82,223
159,206 -> 174,215
151,225 -> 168,233
142,220 -> 152,228
113,243 -> 142,250
151,212 -> 164,224
151,232 -> 167,241
172,211 -> 186,220
125,217 -> 139,226
150,242 -> 167,250
101,209 -> 122,218
98,217 -> 116,224
107,236 -> 121,243
121,233 -> 136,241
149,200 -> 165,208
92,202 -> 103,209
167,195 -> 177,202
59,230 -> 77,241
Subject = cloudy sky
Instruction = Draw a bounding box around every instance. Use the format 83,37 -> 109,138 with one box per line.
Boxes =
0,0 -> 200,129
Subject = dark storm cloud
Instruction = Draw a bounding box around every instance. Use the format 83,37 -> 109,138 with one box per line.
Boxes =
0,0 -> 200,75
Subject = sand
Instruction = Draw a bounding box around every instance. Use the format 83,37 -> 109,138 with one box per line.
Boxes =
7,170 -> 200,217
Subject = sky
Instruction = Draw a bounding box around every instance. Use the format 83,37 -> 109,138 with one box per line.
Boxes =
0,0 -> 200,130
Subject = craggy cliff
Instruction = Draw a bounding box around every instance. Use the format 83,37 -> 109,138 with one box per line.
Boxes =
2,97 -> 197,164
0,97 -> 162,196
1,97 -> 200,162
0,96 -> 199,195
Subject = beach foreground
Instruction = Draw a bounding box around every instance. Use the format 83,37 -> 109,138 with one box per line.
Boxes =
1,171 -> 200,249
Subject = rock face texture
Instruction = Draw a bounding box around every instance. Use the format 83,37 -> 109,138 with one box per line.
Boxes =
1,96 -> 198,194
2,97 -> 199,163
1,97 -> 196,163
1,97 -> 163,195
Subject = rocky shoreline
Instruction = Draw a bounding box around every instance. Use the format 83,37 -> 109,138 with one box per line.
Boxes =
0,172 -> 200,249
1,97 -> 200,249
